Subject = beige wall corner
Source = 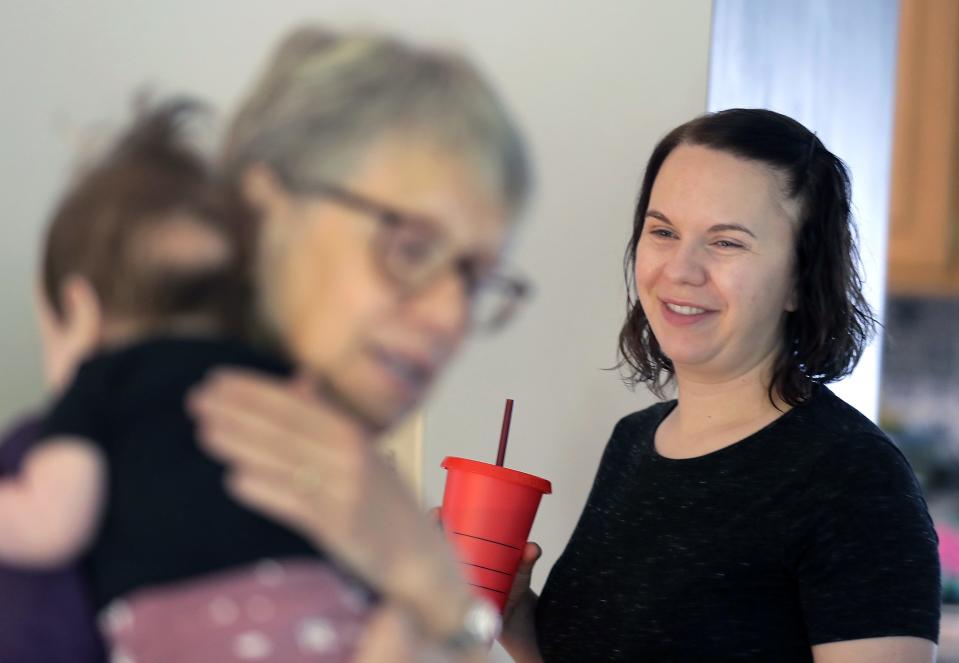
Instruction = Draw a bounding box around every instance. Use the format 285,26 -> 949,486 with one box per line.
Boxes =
378,411 -> 424,502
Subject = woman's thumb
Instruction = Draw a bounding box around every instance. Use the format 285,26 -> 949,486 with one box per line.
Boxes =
514,542 -> 542,584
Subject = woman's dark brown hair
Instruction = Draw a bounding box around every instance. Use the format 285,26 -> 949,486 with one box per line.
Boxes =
42,99 -> 252,334
618,108 -> 876,406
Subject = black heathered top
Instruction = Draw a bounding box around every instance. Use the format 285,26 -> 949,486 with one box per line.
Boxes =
536,385 -> 940,662
39,337 -> 323,610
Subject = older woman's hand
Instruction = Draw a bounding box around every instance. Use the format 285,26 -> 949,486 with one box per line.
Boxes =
188,368 -> 476,640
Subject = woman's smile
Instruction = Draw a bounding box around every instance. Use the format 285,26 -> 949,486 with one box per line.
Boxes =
659,298 -> 718,327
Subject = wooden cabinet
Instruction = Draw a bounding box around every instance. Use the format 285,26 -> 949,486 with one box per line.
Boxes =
886,0 -> 959,295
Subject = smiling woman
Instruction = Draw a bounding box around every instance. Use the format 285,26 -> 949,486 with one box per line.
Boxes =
619,110 -> 875,409
635,144 -> 800,397
525,109 -> 941,663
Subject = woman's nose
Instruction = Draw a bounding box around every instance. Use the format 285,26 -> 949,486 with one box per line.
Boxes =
404,269 -> 470,345
662,242 -> 708,286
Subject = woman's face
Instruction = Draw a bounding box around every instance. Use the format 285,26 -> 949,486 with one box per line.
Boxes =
254,139 -> 509,430
634,144 -> 799,385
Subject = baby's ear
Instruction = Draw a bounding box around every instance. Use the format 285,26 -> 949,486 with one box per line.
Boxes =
60,275 -> 103,354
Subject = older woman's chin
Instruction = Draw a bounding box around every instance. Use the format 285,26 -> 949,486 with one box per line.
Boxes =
318,361 -> 432,432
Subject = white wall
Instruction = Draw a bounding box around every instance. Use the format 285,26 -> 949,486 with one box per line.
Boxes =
0,2 -> 713,659
708,0 -> 899,421
420,6 -> 713,660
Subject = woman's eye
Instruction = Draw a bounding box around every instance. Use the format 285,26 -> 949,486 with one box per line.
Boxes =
713,240 -> 744,249
394,235 -> 440,265
648,227 -> 675,239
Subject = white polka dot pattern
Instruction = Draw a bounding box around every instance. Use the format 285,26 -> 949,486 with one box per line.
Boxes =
99,559 -> 371,662
209,597 -> 240,626
102,600 -> 135,635
110,648 -> 136,663
296,617 -> 338,654
232,630 -> 274,659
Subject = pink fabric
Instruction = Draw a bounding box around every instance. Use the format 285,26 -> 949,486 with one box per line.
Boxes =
938,523 -> 959,575
100,559 -> 371,662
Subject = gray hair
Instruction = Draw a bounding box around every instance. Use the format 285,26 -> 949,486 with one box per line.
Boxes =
222,26 -> 531,215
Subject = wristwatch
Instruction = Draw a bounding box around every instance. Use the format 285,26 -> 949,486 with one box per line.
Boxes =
440,597 -> 503,652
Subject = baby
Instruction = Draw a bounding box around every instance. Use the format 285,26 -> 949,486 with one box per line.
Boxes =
0,101 -> 371,662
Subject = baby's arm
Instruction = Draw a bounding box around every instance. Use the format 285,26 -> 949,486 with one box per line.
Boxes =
0,438 -> 106,568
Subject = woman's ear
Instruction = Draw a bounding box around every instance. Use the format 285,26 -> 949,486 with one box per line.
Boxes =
240,163 -> 293,221
785,289 -> 798,313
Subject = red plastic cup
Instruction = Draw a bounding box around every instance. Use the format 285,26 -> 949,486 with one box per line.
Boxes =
440,456 -> 552,612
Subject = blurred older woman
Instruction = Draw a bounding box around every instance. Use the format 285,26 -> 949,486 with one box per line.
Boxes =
191,26 -> 532,660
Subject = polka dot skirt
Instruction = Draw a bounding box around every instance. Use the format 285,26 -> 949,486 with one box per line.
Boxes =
100,559 -> 372,662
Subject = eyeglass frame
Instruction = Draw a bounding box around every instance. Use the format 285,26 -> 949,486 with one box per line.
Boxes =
280,178 -> 531,332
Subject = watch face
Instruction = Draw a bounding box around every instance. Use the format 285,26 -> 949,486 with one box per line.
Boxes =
466,598 -> 503,643
442,597 -> 504,651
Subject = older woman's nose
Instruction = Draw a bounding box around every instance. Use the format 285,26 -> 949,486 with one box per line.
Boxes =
662,242 -> 708,286
405,271 -> 470,344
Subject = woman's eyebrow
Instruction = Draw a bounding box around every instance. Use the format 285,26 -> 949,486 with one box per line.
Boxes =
645,209 -> 756,238
645,209 -> 672,224
709,223 -> 756,238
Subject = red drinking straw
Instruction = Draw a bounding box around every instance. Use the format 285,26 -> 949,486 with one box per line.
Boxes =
496,398 -> 514,467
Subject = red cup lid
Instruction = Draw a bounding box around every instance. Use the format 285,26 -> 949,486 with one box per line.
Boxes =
441,456 -> 552,494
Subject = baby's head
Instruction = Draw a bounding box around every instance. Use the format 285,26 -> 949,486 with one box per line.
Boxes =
38,100 -> 250,391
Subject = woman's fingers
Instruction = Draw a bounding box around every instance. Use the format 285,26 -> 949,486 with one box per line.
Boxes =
190,372 -> 367,479
192,394 -> 301,474
194,369 -> 361,444
521,542 -> 542,566
224,470 -> 324,539
513,542 -> 542,588
503,541 -> 541,617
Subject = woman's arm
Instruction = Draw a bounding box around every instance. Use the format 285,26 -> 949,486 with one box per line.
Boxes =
190,369 -> 486,641
0,438 -> 105,567
812,636 -> 935,662
354,601 -> 491,663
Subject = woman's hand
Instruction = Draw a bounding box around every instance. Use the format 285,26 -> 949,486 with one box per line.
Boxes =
499,544 -> 544,663
429,507 -> 545,662
189,369 -> 475,639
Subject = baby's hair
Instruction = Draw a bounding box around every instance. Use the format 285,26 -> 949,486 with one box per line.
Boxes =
42,99 -> 251,334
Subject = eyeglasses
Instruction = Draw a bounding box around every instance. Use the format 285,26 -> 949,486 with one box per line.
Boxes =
293,180 -> 530,332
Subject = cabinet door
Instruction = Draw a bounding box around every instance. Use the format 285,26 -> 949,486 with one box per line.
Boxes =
887,0 -> 959,295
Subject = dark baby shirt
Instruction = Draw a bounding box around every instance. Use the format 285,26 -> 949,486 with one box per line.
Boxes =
40,337 -> 323,610
536,386 -> 940,662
